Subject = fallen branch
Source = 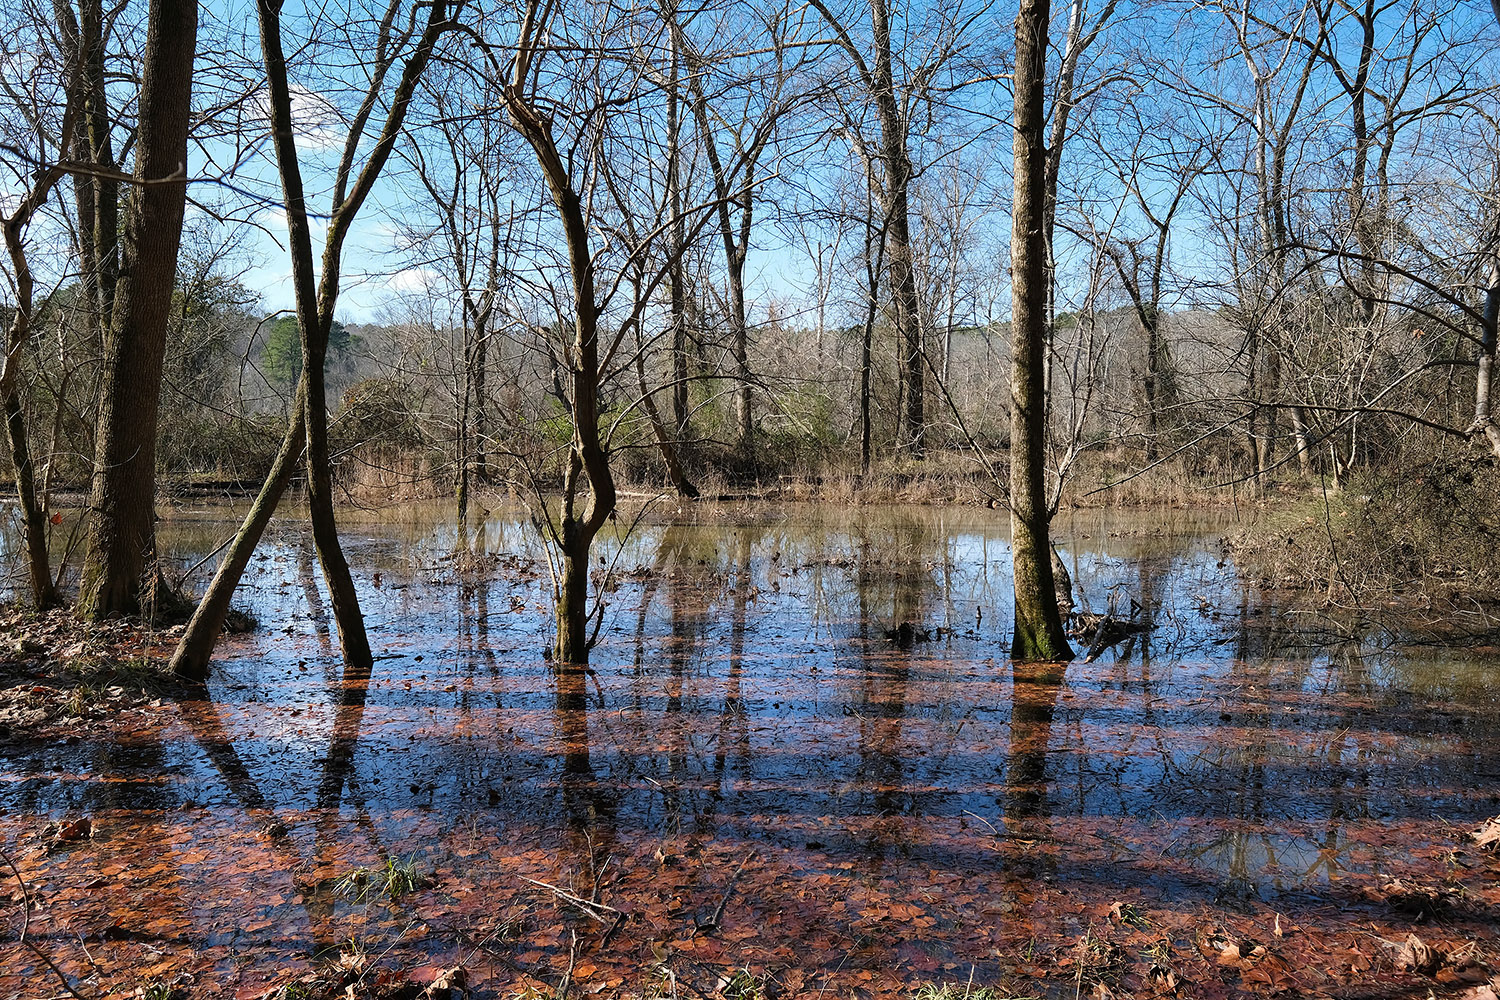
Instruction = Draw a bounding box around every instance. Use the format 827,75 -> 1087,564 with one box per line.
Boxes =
520,875 -> 623,924
697,852 -> 755,934
2,848 -> 92,1000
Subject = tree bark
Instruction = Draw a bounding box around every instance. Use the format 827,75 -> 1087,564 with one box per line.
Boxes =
1474,258 -> 1500,459
77,0 -> 196,619
869,0 -> 923,458
1009,0 -> 1072,663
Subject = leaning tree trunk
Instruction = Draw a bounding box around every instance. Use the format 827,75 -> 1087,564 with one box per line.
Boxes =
1009,0 -> 1072,663
76,0 -> 196,619
635,325 -> 700,498
172,0 -> 450,678
170,394 -> 306,679
257,0 -> 374,669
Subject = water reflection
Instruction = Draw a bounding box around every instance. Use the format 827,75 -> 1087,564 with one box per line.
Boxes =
3,503 -> 1499,985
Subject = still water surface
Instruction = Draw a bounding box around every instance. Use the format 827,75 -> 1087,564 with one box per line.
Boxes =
2,502 -> 1496,990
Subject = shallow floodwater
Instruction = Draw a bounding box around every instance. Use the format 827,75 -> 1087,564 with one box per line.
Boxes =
2,502 -> 1497,996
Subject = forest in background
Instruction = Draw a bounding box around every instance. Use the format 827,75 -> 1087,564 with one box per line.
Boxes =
2,0 -> 1499,669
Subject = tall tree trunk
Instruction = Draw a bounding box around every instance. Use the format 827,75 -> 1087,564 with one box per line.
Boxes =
1474,258 -> 1500,458
0,53 -> 78,610
869,0 -> 923,458
505,2 -> 618,664
472,318 -> 488,481
1009,0 -> 1072,663
728,244 -> 754,469
666,28 -> 691,443
456,329 -> 473,527
1143,307 -> 1160,463
635,325 -> 699,498
173,0 -> 450,678
1,248 -> 60,609
77,0 -> 196,619
257,0 -> 373,669
68,0 -> 119,346
1289,405 -> 1313,476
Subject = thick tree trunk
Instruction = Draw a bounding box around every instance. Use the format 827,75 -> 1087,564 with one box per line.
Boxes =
170,395 -> 306,680
77,0 -> 196,619
1009,0 -> 1072,663
554,534 -> 590,664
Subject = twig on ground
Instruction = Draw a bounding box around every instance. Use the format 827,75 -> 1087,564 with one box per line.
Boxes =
2,848 -> 92,1000
697,851 -> 755,934
520,875 -> 622,923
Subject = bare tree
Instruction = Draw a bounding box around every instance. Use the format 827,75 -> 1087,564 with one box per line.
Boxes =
0,0 -> 82,609
76,0 -> 197,619
1010,0 -> 1071,662
171,0 -> 459,678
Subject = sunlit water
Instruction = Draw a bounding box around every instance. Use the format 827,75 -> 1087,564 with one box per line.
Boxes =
2,502 -> 1497,992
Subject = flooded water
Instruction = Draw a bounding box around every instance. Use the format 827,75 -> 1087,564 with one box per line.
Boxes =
2,502 -> 1497,997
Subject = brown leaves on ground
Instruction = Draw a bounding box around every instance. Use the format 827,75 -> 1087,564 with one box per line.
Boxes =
1472,816 -> 1500,851
1461,976 -> 1500,1000
1202,930 -> 1300,992
1378,877 -> 1458,919
255,963 -> 468,1000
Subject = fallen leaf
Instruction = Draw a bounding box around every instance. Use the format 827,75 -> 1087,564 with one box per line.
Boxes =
1471,817 -> 1500,851
1394,933 -> 1442,976
56,817 -> 91,841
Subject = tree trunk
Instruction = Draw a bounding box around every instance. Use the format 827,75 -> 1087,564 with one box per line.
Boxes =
1143,307 -> 1160,463
472,318 -> 488,481
257,0 -> 372,669
729,250 -> 754,470
68,0 -> 119,345
636,326 -> 699,498
554,532 -> 591,663
505,8 -> 618,664
1289,405 -> 1313,476
1009,0 -> 1072,663
172,0 -> 449,677
1,320 -> 58,608
869,0 -> 923,458
1474,259 -> 1500,459
77,0 -> 196,619
170,394 -> 306,680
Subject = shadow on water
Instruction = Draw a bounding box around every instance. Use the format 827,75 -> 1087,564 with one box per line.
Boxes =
3,502 -> 1499,990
